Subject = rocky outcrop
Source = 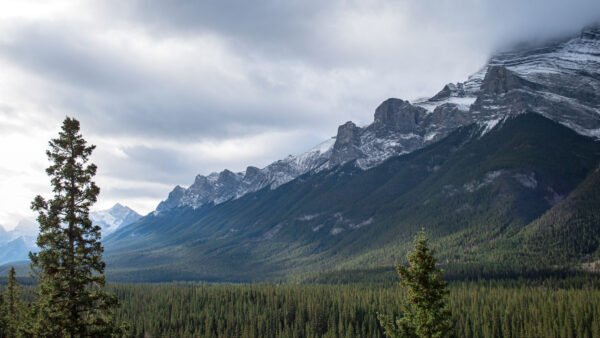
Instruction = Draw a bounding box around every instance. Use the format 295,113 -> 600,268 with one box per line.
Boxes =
373,98 -> 427,134
330,122 -> 363,166
480,65 -> 543,95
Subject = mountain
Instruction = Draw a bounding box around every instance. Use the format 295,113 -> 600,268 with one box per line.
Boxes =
104,113 -> 600,282
156,26 -> 600,213
103,26 -> 600,282
90,203 -> 142,236
0,220 -> 38,265
0,204 -> 140,266
0,219 -> 37,246
0,237 -> 29,266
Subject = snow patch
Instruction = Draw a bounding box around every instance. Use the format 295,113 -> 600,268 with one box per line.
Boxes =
513,173 -> 537,189
297,214 -> 320,221
478,118 -> 503,136
348,218 -> 374,229
312,224 -> 325,232
424,132 -> 438,141
330,227 -> 345,235
464,170 -> 505,192
262,223 -> 283,241
545,187 -> 564,206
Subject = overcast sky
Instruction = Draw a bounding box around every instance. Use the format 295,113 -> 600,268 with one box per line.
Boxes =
1,0 -> 599,230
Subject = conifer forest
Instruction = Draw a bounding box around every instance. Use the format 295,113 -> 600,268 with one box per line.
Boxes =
2,2 -> 600,337
2,277 -> 600,337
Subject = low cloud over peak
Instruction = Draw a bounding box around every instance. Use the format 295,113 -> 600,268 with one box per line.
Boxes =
0,0 -> 599,228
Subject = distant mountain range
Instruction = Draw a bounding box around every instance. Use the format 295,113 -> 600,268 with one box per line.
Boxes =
101,26 -> 600,282
0,204 -> 140,266
90,203 -> 142,236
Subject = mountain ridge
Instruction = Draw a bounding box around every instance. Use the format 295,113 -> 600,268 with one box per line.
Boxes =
104,113 -> 600,282
155,25 -> 600,213
0,204 -> 141,266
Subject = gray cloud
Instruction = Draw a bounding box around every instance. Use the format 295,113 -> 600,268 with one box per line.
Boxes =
99,145 -> 196,185
3,1 -> 598,144
0,24 -> 332,143
108,1 -> 600,64
104,1 -> 329,60
99,184 -> 170,201
1,0 -> 599,220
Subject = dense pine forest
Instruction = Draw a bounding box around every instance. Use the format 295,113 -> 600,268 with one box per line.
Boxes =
3,275 -> 600,337
110,277 -> 600,337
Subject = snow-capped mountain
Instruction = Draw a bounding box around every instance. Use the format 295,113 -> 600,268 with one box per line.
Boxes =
90,203 -> 142,235
0,204 -> 140,265
155,138 -> 335,212
156,25 -> 600,212
0,219 -> 37,247
0,220 -> 38,265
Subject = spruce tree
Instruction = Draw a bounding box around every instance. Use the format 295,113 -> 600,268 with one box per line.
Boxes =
1,267 -> 24,337
379,229 -> 452,338
0,288 -> 3,337
30,117 -> 123,337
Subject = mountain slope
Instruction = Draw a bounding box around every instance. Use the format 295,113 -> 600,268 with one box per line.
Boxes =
104,114 -> 600,282
499,163 -> 600,267
155,26 -> 600,213
103,26 -> 600,282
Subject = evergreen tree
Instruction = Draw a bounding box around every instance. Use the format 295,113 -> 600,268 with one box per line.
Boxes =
0,288 -> 3,337
379,230 -> 452,338
30,117 -> 123,337
1,267 -> 24,338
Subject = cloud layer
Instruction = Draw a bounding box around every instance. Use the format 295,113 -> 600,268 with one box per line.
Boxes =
1,0 -> 599,229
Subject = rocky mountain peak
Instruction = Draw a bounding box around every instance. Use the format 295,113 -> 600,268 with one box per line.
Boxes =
330,121 -> 363,166
88,204 -> 142,236
219,169 -> 239,181
156,185 -> 186,212
244,166 -> 261,179
154,25 -> 600,213
373,98 -> 427,134
430,83 -> 465,101
333,122 -> 361,149
480,65 -> 541,95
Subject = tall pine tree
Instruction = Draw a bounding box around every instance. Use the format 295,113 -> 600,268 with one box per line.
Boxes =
379,229 -> 452,338
30,117 -> 123,337
0,267 -> 24,337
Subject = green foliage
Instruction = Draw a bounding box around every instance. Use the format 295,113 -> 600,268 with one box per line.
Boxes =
29,117 -> 124,337
84,280 -> 600,337
379,231 -> 452,337
0,267 -> 26,337
6,276 -> 600,337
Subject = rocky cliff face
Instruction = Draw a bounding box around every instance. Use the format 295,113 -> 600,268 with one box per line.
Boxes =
156,26 -> 600,212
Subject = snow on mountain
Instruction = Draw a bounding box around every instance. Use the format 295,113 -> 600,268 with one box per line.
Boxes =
0,219 -> 37,247
90,203 -> 142,235
0,220 -> 38,265
0,237 -> 29,265
0,205 -> 141,265
156,25 -> 600,212
156,137 -> 335,212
